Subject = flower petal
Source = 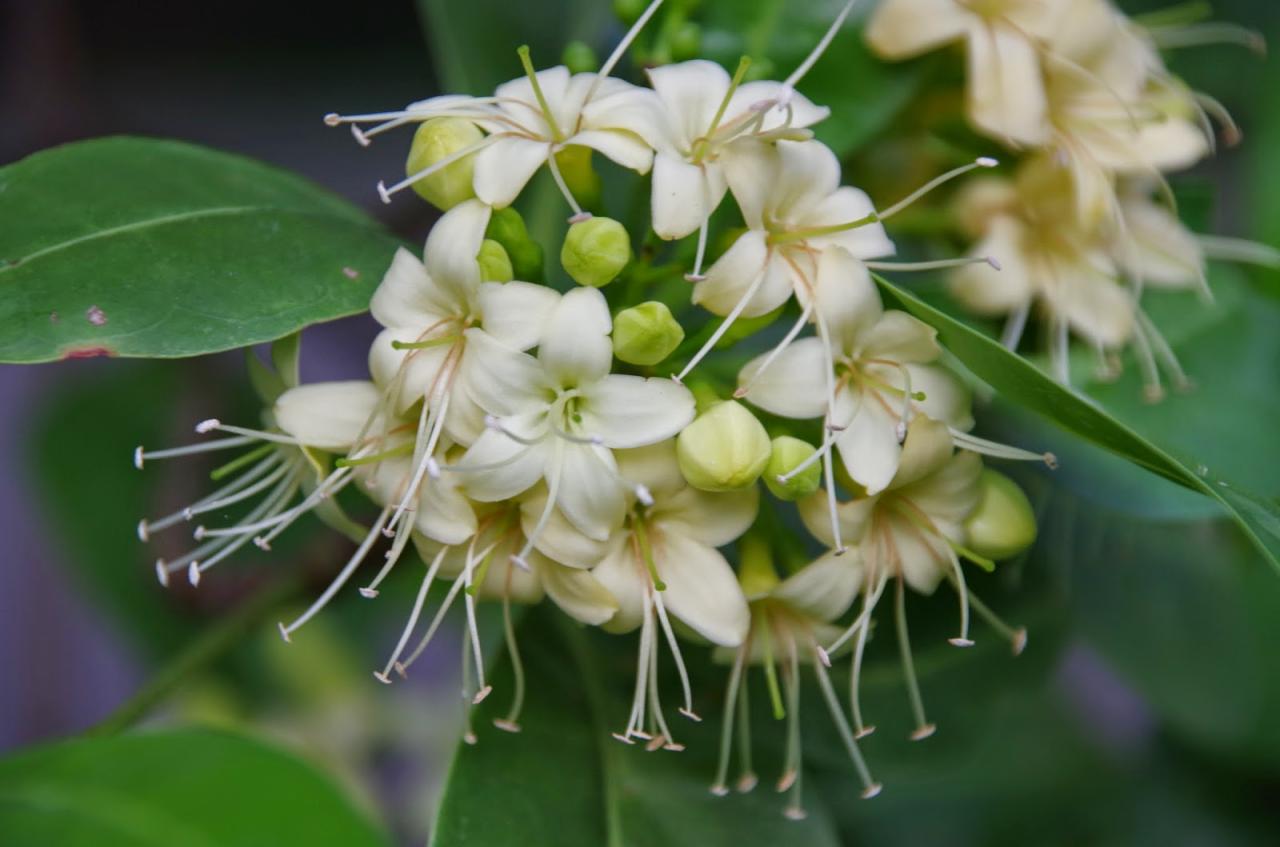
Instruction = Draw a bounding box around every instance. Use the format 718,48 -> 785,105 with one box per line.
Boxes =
772,551 -> 863,622
889,416 -> 955,489
721,140 -> 778,229
539,286 -> 613,387
423,198 -> 490,294
655,485 -> 758,548
652,531 -> 750,647
580,375 -> 695,449
457,422 -> 549,502
967,23 -> 1049,146
730,81 -> 830,131
950,216 -> 1036,315
532,555 -> 619,625
460,328 -> 547,416
274,381 -> 381,450
803,246 -> 882,350
738,337 -> 829,419
368,327 -> 453,415
798,489 -> 876,549
804,186 -> 895,261
647,60 -> 731,146
592,537 -> 645,634
650,154 -> 726,240
477,281 -> 561,350
866,0 -> 970,58
614,440 -> 686,500
694,235 -> 792,318
568,131 -> 654,175
859,311 -> 941,364
552,442 -> 627,541
370,247 -> 460,330
521,486 -> 610,568
473,136 -> 551,208
415,473 -> 479,546
834,385 -> 902,495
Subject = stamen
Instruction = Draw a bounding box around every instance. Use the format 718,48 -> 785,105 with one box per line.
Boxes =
894,575 -> 935,741
759,619 -> 786,720
376,136 -> 500,204
633,519 -> 666,591
1000,301 -> 1031,351
675,265 -> 770,382
398,563 -> 475,672
1129,317 -> 1165,403
460,627 -> 479,744
335,441 -> 415,468
683,216 -> 711,282
644,635 -> 682,751
1149,22 -> 1266,54
208,443 -> 276,481
711,644 -> 748,796
183,477 -> 302,582
942,546 -> 973,647
493,593 -> 527,732
877,158 -> 997,221
691,55 -> 752,165
1136,311 -> 1193,393
735,669 -> 758,792
782,0 -> 860,90
374,547 -> 448,684
814,311 -> 846,553
194,419 -> 302,446
811,644 -> 881,799
586,0 -> 665,102
776,642 -> 802,803
652,589 -> 699,721
545,151 -> 585,219
618,591 -> 657,742
141,453 -> 286,537
948,429 -> 1057,468
513,441 -> 563,568
1191,91 -> 1242,146
1197,234 -> 1280,268
734,301 -> 814,399
461,550 -> 491,704
864,255 -> 1001,273
484,414 -> 544,447
277,505 -> 393,641
133,435 -> 255,467
953,580 -> 1028,656
823,567 -> 889,660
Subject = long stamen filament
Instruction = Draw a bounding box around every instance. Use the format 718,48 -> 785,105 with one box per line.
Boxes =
516,45 -> 564,142
894,575 -> 936,741
691,56 -> 752,165
812,644 -> 881,799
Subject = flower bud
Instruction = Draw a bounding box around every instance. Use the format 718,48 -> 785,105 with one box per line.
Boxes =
477,239 -> 514,282
670,22 -> 702,61
613,0 -> 647,24
963,470 -> 1037,561
405,117 -> 483,210
562,216 -> 631,288
562,39 -> 598,74
486,208 -> 544,282
613,301 -> 684,366
676,400 -> 771,492
764,436 -> 821,501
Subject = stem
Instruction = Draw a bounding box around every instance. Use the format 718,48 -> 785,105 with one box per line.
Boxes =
87,579 -> 298,735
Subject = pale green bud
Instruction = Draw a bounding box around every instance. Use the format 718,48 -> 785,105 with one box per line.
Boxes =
405,117 -> 483,210
963,470 -> 1038,561
477,239 -> 514,282
676,400 -> 771,492
764,436 -> 821,501
562,40 -> 598,74
670,22 -> 702,60
613,302 -> 684,366
562,216 -> 631,288
486,208 -> 544,282
613,0 -> 646,24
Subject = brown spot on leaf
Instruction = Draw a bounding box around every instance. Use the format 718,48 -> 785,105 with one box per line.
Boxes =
86,305 -> 108,326
50,311 -> 60,322
62,346 -> 116,360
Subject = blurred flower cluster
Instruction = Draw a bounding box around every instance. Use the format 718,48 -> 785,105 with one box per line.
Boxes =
135,0 -> 1280,822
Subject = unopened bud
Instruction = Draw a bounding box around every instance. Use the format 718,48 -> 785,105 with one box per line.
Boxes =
670,22 -> 702,61
963,470 -> 1037,561
478,239 -> 514,282
676,400 -> 771,492
405,117 -> 483,211
562,40 -> 598,74
486,208 -> 544,282
613,302 -> 684,366
613,0 -> 647,24
764,436 -> 821,501
562,216 -> 631,288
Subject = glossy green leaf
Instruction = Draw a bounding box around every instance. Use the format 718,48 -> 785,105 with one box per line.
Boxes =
0,728 -> 390,846
0,137 -> 400,363
872,273 -> 1280,572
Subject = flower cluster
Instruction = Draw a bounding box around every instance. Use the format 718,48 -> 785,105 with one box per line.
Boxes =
135,0 -> 1060,820
868,0 -> 1277,397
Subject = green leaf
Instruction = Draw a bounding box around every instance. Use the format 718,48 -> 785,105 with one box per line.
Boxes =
0,728 -> 391,846
0,137 -> 400,363
871,273 -> 1280,572
431,608 -> 843,847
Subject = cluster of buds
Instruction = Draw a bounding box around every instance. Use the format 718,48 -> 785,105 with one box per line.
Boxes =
868,0 -> 1277,398
134,0 -> 1072,820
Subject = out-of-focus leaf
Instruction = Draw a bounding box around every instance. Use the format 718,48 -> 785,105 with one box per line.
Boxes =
0,728 -> 392,846
700,1 -> 928,156
873,273 -> 1280,572
0,137 -> 400,363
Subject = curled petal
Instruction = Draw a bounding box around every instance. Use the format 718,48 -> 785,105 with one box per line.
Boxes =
274,381 -> 381,451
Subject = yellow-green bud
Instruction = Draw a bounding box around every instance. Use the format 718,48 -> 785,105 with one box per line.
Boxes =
562,216 -> 631,288
562,40 -> 598,74
613,302 -> 684,366
963,470 -> 1038,561
670,22 -> 702,61
613,0 -> 646,24
764,436 -> 821,501
477,239 -> 514,282
405,117 -> 483,210
486,208 -> 544,282
676,400 -> 771,492
554,146 -> 602,209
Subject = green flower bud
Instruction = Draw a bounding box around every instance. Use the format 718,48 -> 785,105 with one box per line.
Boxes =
486,208 -> 544,282
676,400 -> 771,492
562,216 -> 631,288
613,0 -> 647,24
477,239 -> 514,282
613,302 -> 684,366
562,39 -> 598,74
669,21 -> 702,61
405,117 -> 483,210
764,436 -> 821,501
963,470 -> 1038,561
554,146 -> 602,210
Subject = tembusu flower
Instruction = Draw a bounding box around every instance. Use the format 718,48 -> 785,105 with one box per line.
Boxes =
710,537 -> 882,820
591,441 -> 756,749
798,418 -> 1034,742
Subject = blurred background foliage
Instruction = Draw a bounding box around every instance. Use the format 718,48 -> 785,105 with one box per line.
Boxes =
1,0 -> 1279,845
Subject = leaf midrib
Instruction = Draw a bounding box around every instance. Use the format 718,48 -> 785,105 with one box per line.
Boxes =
0,205 -> 383,275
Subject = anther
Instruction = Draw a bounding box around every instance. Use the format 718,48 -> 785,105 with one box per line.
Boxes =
1043,453 -> 1059,470
195,418 -> 220,434
710,784 -> 730,797
860,783 -> 883,800
493,719 -> 522,733
634,484 -> 654,507
985,256 -> 1003,271
193,525 -> 207,540
154,560 -> 169,587
373,671 -> 392,685
568,212 -> 593,224
253,536 -> 271,551
376,181 -> 393,205
133,446 -> 145,469
948,637 -> 975,647
663,742 -> 685,752
323,112 -> 341,126
1012,628 -> 1028,656
510,554 -> 531,572
683,273 -> 707,282
358,587 -> 379,599
350,124 -> 371,147
612,733 -> 636,745
815,646 -> 831,667
784,807 -> 808,822
854,725 -> 875,740
472,684 -> 493,705
277,622 -> 292,643
426,457 -> 441,479
136,520 -> 149,542
645,735 -> 666,752
736,773 -> 759,793
776,770 -> 798,792
187,562 -> 201,587
909,723 -> 937,741
463,731 -> 478,745
976,156 -> 998,168
679,707 -> 702,722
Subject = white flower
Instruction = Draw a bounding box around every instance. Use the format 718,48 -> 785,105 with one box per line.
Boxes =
708,547 -> 881,816
456,286 -> 696,546
866,0 -> 1061,146
798,418 -> 1029,742
739,247 -> 972,498
588,440 -> 756,748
